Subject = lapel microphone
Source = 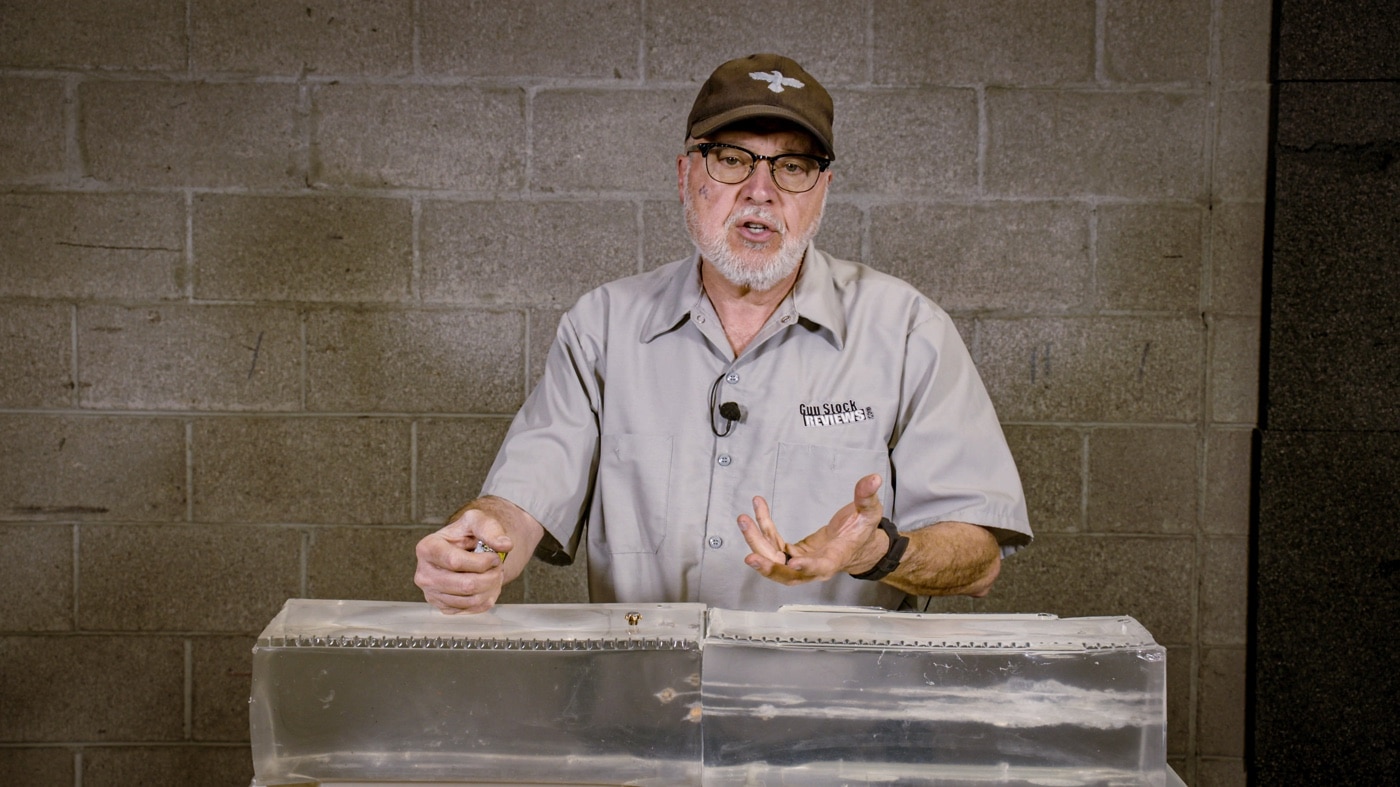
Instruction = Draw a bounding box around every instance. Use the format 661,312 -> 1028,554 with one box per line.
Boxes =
709,373 -> 742,437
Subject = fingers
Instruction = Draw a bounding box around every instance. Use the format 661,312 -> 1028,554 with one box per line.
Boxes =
737,496 -> 790,565
414,517 -> 508,614
422,584 -> 500,615
738,496 -> 820,586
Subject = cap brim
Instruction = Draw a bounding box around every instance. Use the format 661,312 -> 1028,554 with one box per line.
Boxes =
689,106 -> 834,159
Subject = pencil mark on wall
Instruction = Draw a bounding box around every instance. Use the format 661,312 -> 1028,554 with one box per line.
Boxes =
1138,342 -> 1153,383
247,331 -> 265,380
1030,342 -> 1052,384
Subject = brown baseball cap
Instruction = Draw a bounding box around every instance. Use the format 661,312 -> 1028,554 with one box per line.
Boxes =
686,53 -> 835,159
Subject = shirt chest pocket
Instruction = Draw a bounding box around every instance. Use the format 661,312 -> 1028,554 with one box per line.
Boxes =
596,433 -> 673,554
772,442 -> 892,538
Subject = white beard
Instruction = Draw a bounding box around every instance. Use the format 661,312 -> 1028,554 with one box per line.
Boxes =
683,168 -> 825,292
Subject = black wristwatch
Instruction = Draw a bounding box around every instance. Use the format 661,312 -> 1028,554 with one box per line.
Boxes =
849,517 -> 909,581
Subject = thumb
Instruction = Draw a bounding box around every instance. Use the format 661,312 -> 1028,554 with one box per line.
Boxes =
853,474 -> 883,515
445,508 -> 512,553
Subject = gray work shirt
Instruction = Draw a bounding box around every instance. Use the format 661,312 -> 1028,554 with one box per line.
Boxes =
483,246 -> 1031,611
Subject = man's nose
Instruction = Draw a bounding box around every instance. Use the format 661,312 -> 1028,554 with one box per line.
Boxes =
738,160 -> 778,201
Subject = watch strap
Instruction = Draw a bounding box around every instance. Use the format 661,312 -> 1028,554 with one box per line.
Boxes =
849,517 -> 908,581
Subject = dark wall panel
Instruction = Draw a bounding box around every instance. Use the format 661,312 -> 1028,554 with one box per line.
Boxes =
1256,1 -> 1400,783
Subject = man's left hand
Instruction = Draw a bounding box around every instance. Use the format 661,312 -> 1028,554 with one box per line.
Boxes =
736,473 -> 890,585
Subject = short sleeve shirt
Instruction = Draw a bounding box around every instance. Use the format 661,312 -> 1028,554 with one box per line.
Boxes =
482,246 -> 1031,611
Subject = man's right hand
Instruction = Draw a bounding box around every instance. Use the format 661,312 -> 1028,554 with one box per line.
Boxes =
414,496 -> 543,614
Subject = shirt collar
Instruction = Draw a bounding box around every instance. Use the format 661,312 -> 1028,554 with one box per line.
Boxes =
640,243 -> 848,350
790,244 -> 847,349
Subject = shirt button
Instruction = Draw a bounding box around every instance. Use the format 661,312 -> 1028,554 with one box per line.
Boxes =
781,314 -> 794,324
707,536 -> 724,549
716,454 -> 732,467
725,372 -> 740,384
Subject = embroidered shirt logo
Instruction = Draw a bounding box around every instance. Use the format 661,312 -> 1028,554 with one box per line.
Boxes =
749,70 -> 805,93
799,399 -> 875,427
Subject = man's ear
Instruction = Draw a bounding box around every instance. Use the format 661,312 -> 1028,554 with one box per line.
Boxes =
676,154 -> 689,203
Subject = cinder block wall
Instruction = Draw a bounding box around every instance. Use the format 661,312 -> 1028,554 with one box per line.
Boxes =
0,1 -> 1268,784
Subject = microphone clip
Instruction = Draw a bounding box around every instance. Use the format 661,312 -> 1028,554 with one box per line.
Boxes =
709,372 -> 742,438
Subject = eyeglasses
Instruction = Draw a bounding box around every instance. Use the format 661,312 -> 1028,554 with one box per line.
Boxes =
686,142 -> 832,194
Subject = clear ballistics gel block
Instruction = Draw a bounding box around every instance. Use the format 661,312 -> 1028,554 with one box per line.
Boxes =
250,601 -> 1173,786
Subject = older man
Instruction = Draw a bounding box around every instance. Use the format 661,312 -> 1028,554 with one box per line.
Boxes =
415,54 -> 1032,613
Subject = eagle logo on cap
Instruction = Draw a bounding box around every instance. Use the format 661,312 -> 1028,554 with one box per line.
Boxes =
749,70 -> 805,93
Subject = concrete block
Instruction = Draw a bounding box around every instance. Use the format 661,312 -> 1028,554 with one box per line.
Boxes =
0,78 -> 65,182
1201,536 -> 1248,645
0,0 -> 186,70
1104,0 -> 1211,83
810,201 -> 863,263
0,635 -> 184,740
419,200 -> 638,307
1087,427 -> 1198,534
523,552 -> 589,604
307,526 -> 435,602
1198,647 -> 1247,756
0,192 -> 185,300
986,89 -> 1207,199
191,0 -> 413,76
415,418 -> 512,523
191,636 -> 258,742
645,1 -> 867,83
80,746 -> 253,787
1221,0 -> 1273,83
421,0 -> 641,78
974,533 -> 1195,644
643,199 -> 691,268
532,89 -> 689,194
0,748 -> 73,784
0,303 -> 73,408
975,316 -> 1203,422
1209,202 -> 1266,315
0,415 -> 186,522
193,194 -> 412,302
192,417 -> 410,524
306,308 -> 525,413
313,84 -> 524,191
77,304 -> 302,411
873,0 -> 1095,86
1095,203 -> 1203,312
869,201 -> 1090,312
832,88 -> 978,197
78,524 -> 301,632
1204,428 -> 1252,536
81,81 -> 302,189
1001,425 -> 1083,533
1210,315 -> 1261,424
0,524 -> 73,631
1213,88 -> 1270,201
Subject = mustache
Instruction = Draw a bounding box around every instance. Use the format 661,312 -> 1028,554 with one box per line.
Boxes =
727,207 -> 785,234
